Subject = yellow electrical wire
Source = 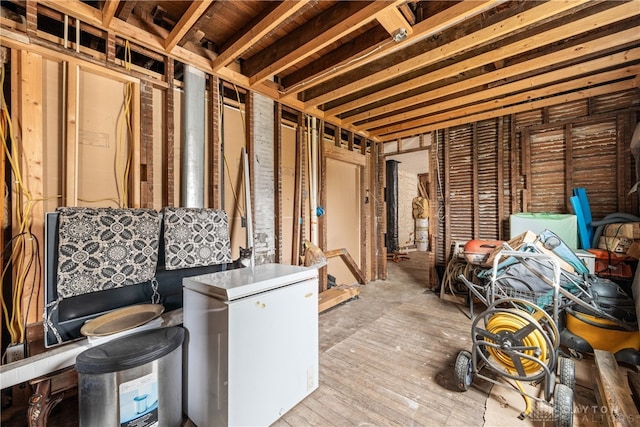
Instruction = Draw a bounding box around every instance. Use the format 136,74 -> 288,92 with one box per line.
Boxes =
0,64 -> 40,345
116,40 -> 133,208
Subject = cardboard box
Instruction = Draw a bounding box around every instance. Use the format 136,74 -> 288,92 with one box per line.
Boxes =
603,222 -> 640,240
625,240 -> 640,259
597,236 -> 632,254
485,230 -> 574,273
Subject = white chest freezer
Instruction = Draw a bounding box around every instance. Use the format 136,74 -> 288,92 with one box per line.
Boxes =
183,263 -> 319,427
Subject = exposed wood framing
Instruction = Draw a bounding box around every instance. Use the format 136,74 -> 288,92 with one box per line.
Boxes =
443,129 -> 451,260
65,62 -> 79,206
245,1 -> 405,85
496,117 -> 504,240
617,114 -> 628,212
365,45 -> 640,134
209,75 -> 221,209
344,13 -> 638,126
296,0 -> 501,101
509,115 -> 518,215
163,58 -> 175,206
564,124 -> 574,212
376,141 -> 387,280
472,123 -> 479,239
102,0 -> 119,28
522,129 -> 531,212
594,349 -> 640,427
164,1 -> 212,51
291,113 -> 305,265
382,79 -> 639,140
140,80 -> 153,208
16,50 -> 45,324
319,123 -> 328,291
246,91 -> 255,240
306,0 -> 586,107
274,102 -> 283,263
324,248 -> 365,285
211,0 -> 309,73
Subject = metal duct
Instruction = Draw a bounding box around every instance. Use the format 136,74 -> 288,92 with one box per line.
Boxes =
181,65 -> 206,208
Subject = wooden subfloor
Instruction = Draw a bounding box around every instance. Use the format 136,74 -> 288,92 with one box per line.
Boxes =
275,251 -> 604,427
3,251 -> 605,426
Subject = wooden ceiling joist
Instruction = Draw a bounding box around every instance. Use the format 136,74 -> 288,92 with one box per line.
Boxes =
302,0 -> 588,108
371,57 -> 640,137
164,0 -> 213,51
15,0 -> 638,140
379,79 -> 639,141
102,0 -> 119,28
279,0 -> 502,97
244,0 -> 405,86
212,0 -> 310,73
342,26 -> 640,126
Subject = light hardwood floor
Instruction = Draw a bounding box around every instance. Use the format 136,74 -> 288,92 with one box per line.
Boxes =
274,251 -> 603,427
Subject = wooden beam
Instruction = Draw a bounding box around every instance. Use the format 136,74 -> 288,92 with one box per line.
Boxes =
375,7 -> 413,38
283,0 -> 501,97
378,79 -> 639,141
212,0 -> 310,72
17,50 -> 45,325
280,27 -> 389,93
303,0 -> 590,107
33,0 -> 362,140
102,0 -> 119,28
371,61 -> 640,137
164,0 -> 212,51
318,286 -> 360,313
594,349 -> 640,427
334,24 -> 640,121
245,0 -> 405,85
324,248 -> 366,285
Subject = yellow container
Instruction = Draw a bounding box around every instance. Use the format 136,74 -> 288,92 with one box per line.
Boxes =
566,310 -> 640,354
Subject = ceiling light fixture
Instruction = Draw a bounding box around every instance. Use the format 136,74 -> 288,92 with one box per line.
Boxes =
392,28 -> 408,43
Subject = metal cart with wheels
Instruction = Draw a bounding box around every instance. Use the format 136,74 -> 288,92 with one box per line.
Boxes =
453,250 -> 575,427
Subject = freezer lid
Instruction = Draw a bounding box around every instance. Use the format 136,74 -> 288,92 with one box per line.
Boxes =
182,263 -> 319,300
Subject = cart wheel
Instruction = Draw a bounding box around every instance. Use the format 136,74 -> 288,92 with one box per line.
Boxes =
553,383 -> 573,427
558,357 -> 575,391
454,350 -> 474,391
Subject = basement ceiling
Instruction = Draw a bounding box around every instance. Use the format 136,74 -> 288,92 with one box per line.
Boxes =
4,0 -> 639,142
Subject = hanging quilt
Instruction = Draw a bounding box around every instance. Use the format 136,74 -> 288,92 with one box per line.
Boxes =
55,207 -> 161,298
162,207 -> 232,270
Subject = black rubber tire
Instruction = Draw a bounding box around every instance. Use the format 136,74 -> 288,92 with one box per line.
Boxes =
553,383 -> 573,427
454,350 -> 474,392
558,357 -> 576,391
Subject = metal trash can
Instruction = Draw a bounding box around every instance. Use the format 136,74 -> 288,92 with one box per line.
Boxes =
76,326 -> 184,427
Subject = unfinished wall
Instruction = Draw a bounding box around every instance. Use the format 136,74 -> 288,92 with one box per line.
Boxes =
432,89 -> 640,266
77,70 -> 128,207
326,157 -> 361,285
252,93 -> 276,264
281,122 -> 297,264
397,168 -> 418,249
223,103 -> 247,259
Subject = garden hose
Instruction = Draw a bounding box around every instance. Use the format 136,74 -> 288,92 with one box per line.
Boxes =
478,302 -> 560,420
485,310 -> 550,376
